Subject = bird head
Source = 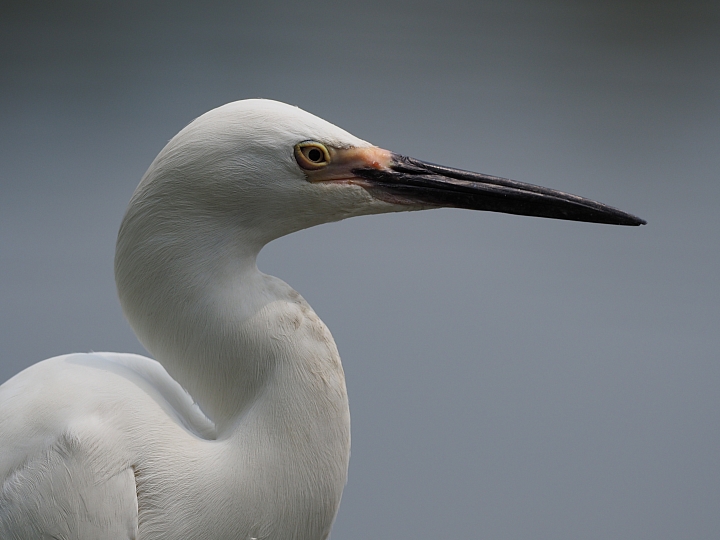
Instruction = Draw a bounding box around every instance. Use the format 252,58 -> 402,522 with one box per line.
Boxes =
127,99 -> 644,253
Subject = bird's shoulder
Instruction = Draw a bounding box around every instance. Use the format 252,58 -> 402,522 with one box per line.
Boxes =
0,353 -> 215,476
0,426 -> 139,539
0,352 -> 219,538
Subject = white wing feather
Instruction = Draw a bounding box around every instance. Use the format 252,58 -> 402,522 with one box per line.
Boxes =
1,436 -> 139,539
0,353 -> 215,539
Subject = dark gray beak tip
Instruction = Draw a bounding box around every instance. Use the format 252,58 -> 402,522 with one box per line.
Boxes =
623,214 -> 647,227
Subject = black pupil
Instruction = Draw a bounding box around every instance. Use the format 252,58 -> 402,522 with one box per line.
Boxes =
307,148 -> 323,162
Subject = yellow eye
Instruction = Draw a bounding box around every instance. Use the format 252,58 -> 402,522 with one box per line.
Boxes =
294,142 -> 331,170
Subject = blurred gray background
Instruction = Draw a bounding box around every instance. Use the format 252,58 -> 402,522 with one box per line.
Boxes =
1,1 -> 718,538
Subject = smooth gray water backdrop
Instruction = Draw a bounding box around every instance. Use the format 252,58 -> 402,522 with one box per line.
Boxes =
1,1 -> 719,538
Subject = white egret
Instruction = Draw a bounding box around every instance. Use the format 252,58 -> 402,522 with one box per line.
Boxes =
0,99 -> 644,539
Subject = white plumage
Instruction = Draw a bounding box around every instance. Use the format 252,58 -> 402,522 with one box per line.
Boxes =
0,99 -> 643,539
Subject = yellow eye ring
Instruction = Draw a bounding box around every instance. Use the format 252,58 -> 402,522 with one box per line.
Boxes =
294,142 -> 331,170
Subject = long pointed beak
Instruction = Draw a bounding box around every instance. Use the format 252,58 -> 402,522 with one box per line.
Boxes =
301,145 -> 645,226
352,153 -> 645,226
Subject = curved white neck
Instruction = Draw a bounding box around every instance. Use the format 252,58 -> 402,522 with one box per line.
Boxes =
115,191 -> 348,435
